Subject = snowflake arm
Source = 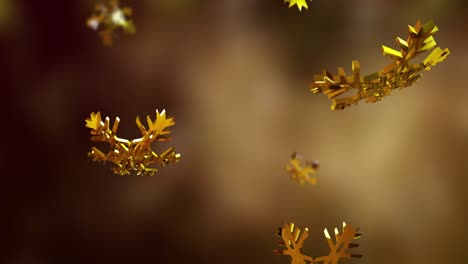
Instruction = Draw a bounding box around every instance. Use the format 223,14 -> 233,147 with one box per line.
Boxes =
314,222 -> 362,264
275,223 -> 314,264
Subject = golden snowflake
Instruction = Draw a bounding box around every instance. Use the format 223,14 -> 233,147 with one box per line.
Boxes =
286,152 -> 319,185
87,0 -> 135,46
311,20 -> 450,110
275,222 -> 362,264
85,110 -> 180,176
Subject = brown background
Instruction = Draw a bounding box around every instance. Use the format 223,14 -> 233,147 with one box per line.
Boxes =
3,0 -> 468,263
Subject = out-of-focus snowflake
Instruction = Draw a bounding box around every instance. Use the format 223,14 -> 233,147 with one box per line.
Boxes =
286,152 -> 319,185
87,0 -> 135,46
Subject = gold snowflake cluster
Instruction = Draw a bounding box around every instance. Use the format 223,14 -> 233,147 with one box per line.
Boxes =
275,222 -> 362,264
87,0 -> 136,46
311,20 -> 450,110
284,0 -> 311,11
286,152 -> 319,185
85,110 -> 181,176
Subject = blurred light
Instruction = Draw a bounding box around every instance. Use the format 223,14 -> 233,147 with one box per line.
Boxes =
0,0 -> 15,32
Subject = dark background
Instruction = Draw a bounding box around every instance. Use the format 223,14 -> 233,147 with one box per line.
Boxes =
3,0 -> 468,263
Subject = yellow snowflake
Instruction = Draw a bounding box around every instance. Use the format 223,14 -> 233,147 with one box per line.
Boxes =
284,0 -> 310,11
286,152 -> 319,185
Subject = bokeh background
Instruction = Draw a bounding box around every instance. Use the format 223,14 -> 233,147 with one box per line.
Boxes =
3,0 -> 468,263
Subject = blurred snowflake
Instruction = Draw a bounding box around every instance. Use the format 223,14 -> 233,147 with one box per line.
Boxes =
286,152 -> 319,185
87,0 -> 135,46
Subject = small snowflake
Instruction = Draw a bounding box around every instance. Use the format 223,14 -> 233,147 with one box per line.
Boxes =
87,0 -> 135,46
284,0 -> 311,11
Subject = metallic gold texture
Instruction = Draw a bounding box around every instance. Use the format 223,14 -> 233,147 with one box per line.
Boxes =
87,0 -> 135,46
311,20 -> 450,110
275,222 -> 362,264
286,152 -> 319,185
85,110 -> 181,176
